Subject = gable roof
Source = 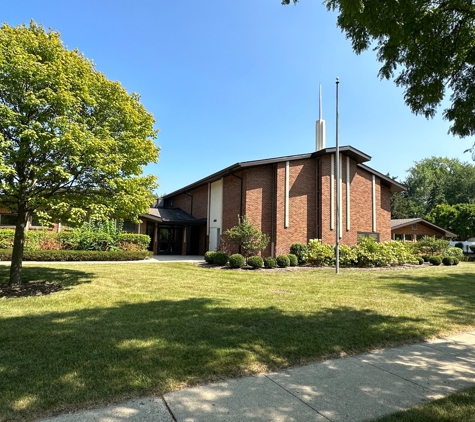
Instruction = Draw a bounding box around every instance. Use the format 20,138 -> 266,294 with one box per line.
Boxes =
164,145 -> 405,198
391,218 -> 458,237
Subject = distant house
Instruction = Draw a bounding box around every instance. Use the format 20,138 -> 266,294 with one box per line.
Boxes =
136,145 -> 405,256
391,218 -> 457,241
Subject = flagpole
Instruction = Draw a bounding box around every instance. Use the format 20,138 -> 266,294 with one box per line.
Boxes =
335,77 -> 340,274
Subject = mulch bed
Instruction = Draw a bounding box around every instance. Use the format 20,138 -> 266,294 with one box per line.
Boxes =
0,282 -> 63,299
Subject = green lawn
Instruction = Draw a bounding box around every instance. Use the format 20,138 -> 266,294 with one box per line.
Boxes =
1,262 -> 475,421
374,386 -> 475,421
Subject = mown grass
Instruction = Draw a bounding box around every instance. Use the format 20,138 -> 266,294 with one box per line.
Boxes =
1,262 -> 475,421
374,386 -> 475,421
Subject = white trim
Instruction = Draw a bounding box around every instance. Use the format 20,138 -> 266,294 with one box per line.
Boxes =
372,175 -> 376,232
285,161 -> 290,228
346,156 -> 350,231
330,154 -> 335,230
206,183 -> 211,236
339,153 -> 342,238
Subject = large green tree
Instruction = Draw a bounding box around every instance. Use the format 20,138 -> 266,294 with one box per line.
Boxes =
0,22 -> 159,285
283,0 -> 475,146
427,204 -> 475,240
399,157 -> 475,217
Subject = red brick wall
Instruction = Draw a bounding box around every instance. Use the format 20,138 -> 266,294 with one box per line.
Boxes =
320,156 -> 391,246
171,184 -> 208,219
244,165 -> 274,256
223,172 -> 243,233
275,158 -> 317,256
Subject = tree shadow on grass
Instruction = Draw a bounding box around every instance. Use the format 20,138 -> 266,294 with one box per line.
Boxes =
377,270 -> 475,326
0,298 -> 436,421
0,265 -> 94,288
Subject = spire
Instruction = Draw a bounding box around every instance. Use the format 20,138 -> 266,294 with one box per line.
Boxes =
316,84 -> 326,151
319,84 -> 322,120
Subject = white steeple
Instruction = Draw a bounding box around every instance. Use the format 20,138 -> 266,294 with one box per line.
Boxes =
315,85 -> 326,151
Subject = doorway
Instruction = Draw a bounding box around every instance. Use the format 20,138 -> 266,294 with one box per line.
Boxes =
158,225 -> 183,254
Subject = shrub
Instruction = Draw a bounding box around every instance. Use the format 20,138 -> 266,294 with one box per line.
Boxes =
338,244 -> 358,267
224,216 -> 269,259
247,256 -> 264,269
305,239 -> 334,266
413,236 -> 449,256
421,254 -> 430,262
213,251 -> 229,266
290,243 -> 307,264
416,256 -> 424,265
228,253 -> 245,269
287,253 -> 298,267
0,229 -> 14,249
429,255 -> 442,265
453,257 -> 460,265
442,256 -> 454,265
0,249 -> 152,261
204,251 -> 216,264
263,257 -> 277,268
446,247 -> 464,257
454,242 -> 464,249
117,234 -> 150,251
276,255 -> 290,268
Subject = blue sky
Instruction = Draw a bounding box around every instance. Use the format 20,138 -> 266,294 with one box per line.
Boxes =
3,1 -> 473,196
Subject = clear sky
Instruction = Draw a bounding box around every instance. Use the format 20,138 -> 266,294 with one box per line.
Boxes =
3,1 -> 473,196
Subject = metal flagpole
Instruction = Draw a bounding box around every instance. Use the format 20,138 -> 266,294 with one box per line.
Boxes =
335,78 -> 340,274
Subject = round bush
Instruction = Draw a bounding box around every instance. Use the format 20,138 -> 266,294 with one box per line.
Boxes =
204,251 -> 216,264
421,255 -> 430,262
453,257 -> 460,265
228,253 -> 245,269
429,256 -> 442,266
287,253 -> 298,267
290,243 -> 307,264
247,256 -> 264,269
213,251 -> 229,266
416,256 -> 424,265
442,256 -> 454,266
264,257 -> 277,268
276,255 -> 290,268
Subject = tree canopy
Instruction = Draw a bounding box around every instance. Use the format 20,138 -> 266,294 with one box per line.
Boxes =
283,0 -> 475,147
390,157 -> 475,219
427,204 -> 475,240
0,22 -> 160,284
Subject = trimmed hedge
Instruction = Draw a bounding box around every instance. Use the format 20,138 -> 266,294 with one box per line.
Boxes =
247,256 -> 264,269
213,251 -> 229,266
0,230 -> 150,252
204,251 -> 216,263
429,255 -> 442,266
290,243 -> 307,264
0,249 -> 152,261
229,254 -> 245,269
276,255 -> 290,268
287,254 -> 298,267
264,257 -> 277,268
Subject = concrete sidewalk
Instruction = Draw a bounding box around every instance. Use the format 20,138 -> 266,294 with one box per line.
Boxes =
37,332 -> 475,422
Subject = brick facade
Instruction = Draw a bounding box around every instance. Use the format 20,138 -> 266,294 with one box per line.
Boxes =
162,147 -> 402,256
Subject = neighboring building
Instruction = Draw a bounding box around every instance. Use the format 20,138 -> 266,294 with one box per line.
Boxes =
140,145 -> 405,256
391,218 -> 457,241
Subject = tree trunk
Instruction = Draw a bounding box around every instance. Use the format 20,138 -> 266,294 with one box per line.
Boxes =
9,205 -> 29,286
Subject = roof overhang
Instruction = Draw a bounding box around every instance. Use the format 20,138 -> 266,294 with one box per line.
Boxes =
164,146 -> 374,198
